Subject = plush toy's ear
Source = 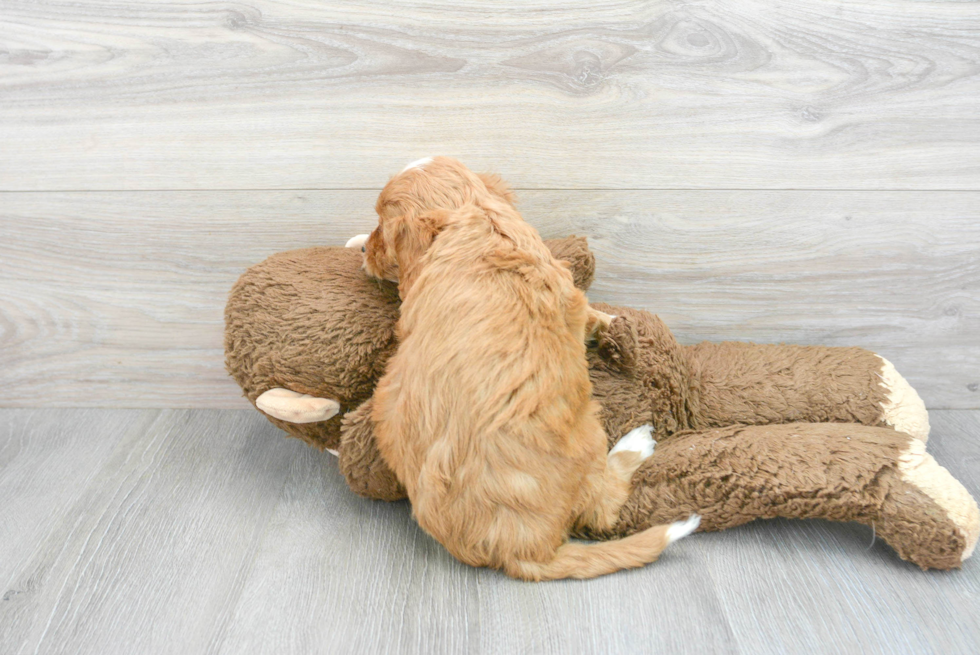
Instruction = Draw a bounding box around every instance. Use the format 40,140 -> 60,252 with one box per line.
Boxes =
255,388 -> 340,423
543,236 -> 596,292
478,172 -> 517,206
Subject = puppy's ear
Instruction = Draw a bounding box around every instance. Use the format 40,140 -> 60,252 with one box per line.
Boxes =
478,173 -> 517,206
417,209 -> 452,239
391,209 -> 452,298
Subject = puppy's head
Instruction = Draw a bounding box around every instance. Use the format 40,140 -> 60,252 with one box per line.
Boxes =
363,157 -> 517,292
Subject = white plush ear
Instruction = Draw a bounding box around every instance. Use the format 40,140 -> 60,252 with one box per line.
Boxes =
255,388 -> 340,423
346,234 -> 370,249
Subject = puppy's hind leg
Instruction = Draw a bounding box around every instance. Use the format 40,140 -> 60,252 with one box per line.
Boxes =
610,423 -> 656,460
509,424 -> 697,580
574,424 -> 656,535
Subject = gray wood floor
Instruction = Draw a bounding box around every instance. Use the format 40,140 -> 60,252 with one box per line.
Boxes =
2,408 -> 978,655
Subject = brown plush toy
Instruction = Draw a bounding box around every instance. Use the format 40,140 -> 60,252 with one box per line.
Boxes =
225,238 -> 978,570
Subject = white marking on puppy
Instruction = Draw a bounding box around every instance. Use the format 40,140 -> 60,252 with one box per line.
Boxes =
256,388 -> 340,423
326,448 -> 339,457
401,157 -> 433,172
345,234 -> 370,249
877,356 -> 930,441
666,515 -> 701,543
610,424 -> 656,460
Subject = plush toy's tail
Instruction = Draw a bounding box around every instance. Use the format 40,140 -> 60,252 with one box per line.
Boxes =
505,515 -> 700,581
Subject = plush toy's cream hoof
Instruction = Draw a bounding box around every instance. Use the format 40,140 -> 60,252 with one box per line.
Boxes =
877,356 -> 930,442
899,439 -> 980,562
255,388 -> 341,424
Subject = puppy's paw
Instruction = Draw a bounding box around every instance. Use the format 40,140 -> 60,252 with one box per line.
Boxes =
666,515 -> 701,543
256,388 -> 340,424
610,424 -> 655,460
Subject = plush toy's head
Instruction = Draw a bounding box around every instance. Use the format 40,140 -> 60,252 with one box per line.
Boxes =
224,237 -> 596,451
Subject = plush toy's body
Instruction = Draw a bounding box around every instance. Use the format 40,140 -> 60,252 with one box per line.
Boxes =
225,238 -> 978,570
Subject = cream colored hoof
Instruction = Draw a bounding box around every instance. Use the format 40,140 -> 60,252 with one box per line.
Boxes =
898,440 -> 979,562
877,356 -> 930,442
256,388 -> 340,424
345,234 -> 370,249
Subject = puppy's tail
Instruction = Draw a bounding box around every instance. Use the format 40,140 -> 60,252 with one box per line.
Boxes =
505,515 -> 700,581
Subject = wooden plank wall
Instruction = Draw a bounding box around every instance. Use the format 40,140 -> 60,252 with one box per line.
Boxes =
1,0 -> 978,408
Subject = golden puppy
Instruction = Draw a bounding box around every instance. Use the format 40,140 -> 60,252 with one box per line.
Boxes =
362,157 -> 697,580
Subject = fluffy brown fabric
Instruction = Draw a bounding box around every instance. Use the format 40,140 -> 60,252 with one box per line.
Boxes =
225,247 -> 399,450
225,240 -> 978,569
601,423 -> 964,570
686,342 -> 891,429
340,397 -> 405,501
586,305 -> 890,442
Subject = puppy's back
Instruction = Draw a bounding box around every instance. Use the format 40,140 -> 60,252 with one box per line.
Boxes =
374,204 -> 596,564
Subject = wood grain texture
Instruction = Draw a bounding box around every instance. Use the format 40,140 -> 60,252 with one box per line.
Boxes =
0,190 -> 374,409
534,190 -> 980,410
706,409 -> 980,655
0,409 -> 303,655
1,0 -> 979,190
1,190 -> 977,408
0,410 -> 155,598
0,409 -> 977,654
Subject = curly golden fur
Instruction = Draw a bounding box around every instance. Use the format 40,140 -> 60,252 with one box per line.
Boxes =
363,157 -> 683,580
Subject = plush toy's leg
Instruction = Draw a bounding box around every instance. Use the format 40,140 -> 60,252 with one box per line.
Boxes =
682,342 -> 930,441
608,423 -> 977,569
338,398 -> 407,502
880,438 -> 979,566
255,388 -> 341,424
586,305 -> 931,441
